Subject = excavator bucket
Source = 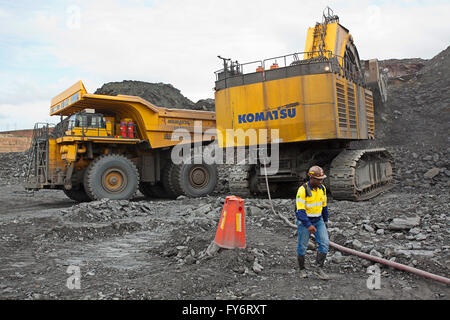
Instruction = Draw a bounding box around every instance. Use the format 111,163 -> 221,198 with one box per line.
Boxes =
364,59 -> 388,104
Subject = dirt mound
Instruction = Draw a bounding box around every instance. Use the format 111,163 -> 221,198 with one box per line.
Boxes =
356,47 -> 450,194
61,198 -> 154,223
416,46 -> 450,85
0,152 -> 29,185
44,221 -> 142,242
375,46 -> 450,148
94,80 -> 215,111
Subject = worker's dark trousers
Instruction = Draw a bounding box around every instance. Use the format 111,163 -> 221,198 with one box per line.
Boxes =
296,218 -> 329,257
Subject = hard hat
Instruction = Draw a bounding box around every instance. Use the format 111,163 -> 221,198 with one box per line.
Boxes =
308,165 -> 327,180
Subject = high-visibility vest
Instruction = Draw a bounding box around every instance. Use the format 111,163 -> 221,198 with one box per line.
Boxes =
295,183 -> 327,218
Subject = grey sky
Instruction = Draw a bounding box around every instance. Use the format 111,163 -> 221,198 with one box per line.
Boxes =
0,0 -> 449,130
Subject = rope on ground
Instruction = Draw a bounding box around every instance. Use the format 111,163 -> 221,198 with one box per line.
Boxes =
262,161 -> 297,228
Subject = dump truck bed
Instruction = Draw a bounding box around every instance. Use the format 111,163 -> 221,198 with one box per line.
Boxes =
50,81 -> 216,149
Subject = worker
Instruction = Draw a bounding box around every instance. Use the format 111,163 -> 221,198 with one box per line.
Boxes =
295,165 -> 330,280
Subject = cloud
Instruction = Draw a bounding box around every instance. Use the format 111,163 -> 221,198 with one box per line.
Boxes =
0,100 -> 52,131
0,0 -> 449,129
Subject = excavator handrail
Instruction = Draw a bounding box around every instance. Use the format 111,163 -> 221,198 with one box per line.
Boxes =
262,50 -> 334,69
213,59 -> 263,78
214,50 -> 347,83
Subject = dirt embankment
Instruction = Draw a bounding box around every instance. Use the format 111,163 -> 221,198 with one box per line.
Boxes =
0,134 -> 31,153
359,46 -> 450,192
95,80 -> 215,111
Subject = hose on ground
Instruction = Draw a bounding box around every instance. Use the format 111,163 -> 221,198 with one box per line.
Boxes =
261,162 -> 450,285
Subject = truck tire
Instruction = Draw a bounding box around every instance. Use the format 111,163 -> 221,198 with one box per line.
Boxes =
161,162 -> 181,199
84,154 -> 139,200
171,156 -> 218,198
63,185 -> 91,202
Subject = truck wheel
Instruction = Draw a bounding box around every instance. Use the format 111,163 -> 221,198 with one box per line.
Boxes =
63,185 -> 91,202
84,154 -> 139,200
171,156 -> 218,197
162,162 -> 181,199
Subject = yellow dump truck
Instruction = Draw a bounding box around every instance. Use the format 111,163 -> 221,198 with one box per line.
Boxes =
214,8 -> 393,200
24,81 -> 218,201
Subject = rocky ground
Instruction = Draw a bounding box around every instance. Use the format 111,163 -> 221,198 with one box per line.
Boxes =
0,47 -> 449,301
0,152 -> 448,300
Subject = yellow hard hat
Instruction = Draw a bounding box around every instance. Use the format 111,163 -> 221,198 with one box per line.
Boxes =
308,165 -> 327,179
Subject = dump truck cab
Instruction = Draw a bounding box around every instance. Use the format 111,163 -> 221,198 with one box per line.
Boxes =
66,111 -> 110,137
62,111 -> 135,139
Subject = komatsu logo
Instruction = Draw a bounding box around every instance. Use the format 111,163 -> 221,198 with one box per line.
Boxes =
238,102 -> 299,124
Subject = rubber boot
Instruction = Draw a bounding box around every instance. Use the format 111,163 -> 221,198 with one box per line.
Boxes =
314,252 -> 330,280
297,255 -> 308,278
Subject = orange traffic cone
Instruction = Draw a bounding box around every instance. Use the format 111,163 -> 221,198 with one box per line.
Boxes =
214,196 -> 246,249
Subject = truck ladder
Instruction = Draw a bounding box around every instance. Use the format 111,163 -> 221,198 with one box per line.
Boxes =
24,123 -> 52,189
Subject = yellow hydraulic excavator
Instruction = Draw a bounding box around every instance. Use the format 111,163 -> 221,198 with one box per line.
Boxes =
214,7 -> 393,200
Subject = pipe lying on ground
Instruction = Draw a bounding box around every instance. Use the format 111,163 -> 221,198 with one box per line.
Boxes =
262,163 -> 450,286
328,239 -> 450,285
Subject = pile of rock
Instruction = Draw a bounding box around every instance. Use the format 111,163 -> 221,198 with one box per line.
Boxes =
95,80 -> 215,111
61,198 -> 155,222
390,146 -> 449,191
376,46 -> 450,150
0,152 -> 29,185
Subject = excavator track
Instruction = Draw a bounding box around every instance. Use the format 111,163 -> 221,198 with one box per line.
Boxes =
228,147 -> 394,201
329,148 -> 394,201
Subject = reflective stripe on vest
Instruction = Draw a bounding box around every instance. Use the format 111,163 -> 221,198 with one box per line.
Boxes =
296,184 -> 326,218
306,201 -> 323,208
306,212 -> 322,217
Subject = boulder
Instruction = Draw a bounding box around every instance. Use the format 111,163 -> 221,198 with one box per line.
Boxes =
388,217 -> 420,230
424,167 -> 441,179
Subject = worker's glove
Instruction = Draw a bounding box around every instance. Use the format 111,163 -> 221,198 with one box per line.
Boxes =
307,225 -> 317,234
324,221 -> 328,228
